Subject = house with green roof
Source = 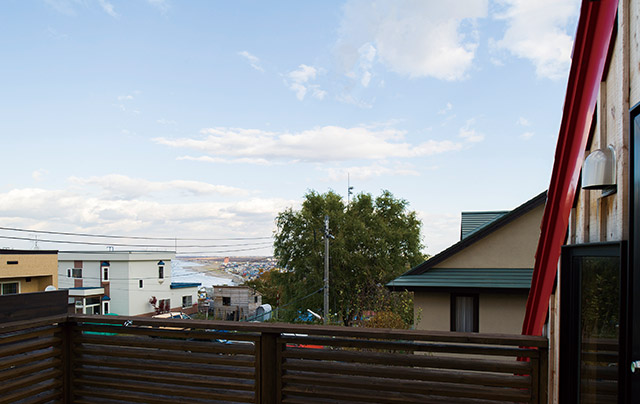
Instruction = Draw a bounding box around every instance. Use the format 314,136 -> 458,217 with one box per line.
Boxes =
388,191 -> 546,334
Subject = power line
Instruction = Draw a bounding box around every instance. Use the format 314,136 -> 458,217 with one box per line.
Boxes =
0,234 -> 272,249
0,226 -> 272,241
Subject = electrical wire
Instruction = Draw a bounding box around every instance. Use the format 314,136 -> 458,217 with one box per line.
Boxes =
0,234 -> 272,249
0,226 -> 272,241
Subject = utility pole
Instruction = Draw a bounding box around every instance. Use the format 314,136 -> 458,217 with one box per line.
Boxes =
323,215 -> 331,324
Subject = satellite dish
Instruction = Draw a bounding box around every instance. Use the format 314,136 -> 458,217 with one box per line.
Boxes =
44,285 -> 57,292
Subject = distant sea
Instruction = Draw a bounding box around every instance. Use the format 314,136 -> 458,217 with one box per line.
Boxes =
171,258 -> 237,288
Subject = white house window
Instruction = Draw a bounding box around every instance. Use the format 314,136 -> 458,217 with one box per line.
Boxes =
67,269 -> 71,278
451,294 -> 478,333
102,301 -> 109,314
158,261 -> 165,280
72,268 -> 82,278
182,295 -> 192,308
102,267 -> 109,282
139,279 -> 143,288
0,282 -> 19,295
222,296 -> 231,306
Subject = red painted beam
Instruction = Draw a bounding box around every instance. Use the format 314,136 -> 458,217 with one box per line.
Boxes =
522,0 -> 618,336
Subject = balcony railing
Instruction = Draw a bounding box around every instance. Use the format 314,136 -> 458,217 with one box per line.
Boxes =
1,313 -> 548,404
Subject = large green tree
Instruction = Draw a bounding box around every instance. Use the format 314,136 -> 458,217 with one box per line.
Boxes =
268,190 -> 424,326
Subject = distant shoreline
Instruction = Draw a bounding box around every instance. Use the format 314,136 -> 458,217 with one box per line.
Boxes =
177,257 -> 244,284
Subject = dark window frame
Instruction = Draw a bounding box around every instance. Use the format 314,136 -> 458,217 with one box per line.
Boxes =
559,241 -> 627,403
450,292 -> 479,332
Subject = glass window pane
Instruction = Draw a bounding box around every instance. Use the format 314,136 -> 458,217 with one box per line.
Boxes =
1,282 -> 18,295
455,296 -> 474,332
579,256 -> 619,403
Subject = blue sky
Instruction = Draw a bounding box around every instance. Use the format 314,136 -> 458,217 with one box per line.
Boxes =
0,0 -> 580,256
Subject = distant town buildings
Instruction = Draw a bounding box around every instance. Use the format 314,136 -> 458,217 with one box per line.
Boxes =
221,257 -> 277,282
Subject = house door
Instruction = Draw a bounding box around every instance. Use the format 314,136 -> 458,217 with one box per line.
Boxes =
560,242 -> 627,403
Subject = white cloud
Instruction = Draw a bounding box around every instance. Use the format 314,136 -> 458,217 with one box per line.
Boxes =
157,118 -> 177,125
117,94 -> 134,101
98,0 -> 117,17
338,0 -> 488,81
47,27 -> 69,39
238,51 -> 264,72
285,64 -> 326,100
492,0 -> 579,80
438,102 -> 453,115
155,125 -> 464,164
516,116 -> 531,126
322,163 -> 420,182
176,155 -> 274,166
32,169 -> 49,182
147,0 -> 169,13
68,174 -> 249,199
520,131 -> 535,140
0,187 -> 293,253
458,120 -> 485,143
44,0 -> 82,15
417,211 -> 461,255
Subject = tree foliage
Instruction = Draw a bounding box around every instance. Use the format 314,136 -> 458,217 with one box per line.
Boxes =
265,189 -> 424,326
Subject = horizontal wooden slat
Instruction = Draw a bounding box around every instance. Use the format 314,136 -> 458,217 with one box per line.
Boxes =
279,336 -> 539,358
12,389 -> 63,404
283,372 -> 529,402
0,325 -> 59,345
0,378 -> 62,404
282,393 -> 518,404
0,336 -> 60,359
0,368 -> 62,397
0,357 -> 61,382
73,387 -> 250,404
74,323 -> 260,342
79,367 -> 254,392
282,347 -> 530,374
75,332 -> 255,355
282,359 -> 530,388
74,345 -> 255,367
0,347 -> 61,371
74,377 -> 255,403
282,383 -> 526,404
69,314 -> 548,347
76,356 -> 255,380
0,315 -> 66,333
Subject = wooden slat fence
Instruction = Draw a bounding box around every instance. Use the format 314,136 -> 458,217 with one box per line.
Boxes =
0,315 -> 67,404
0,314 -> 548,403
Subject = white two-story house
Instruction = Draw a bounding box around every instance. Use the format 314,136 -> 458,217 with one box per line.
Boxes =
58,251 -> 200,316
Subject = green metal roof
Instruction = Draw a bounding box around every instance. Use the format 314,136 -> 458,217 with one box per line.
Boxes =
387,268 -> 533,290
460,211 -> 509,239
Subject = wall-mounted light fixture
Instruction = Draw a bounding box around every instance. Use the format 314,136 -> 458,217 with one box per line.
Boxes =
582,145 -> 616,195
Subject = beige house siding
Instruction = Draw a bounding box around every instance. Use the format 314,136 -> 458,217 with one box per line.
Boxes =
0,251 -> 58,294
414,292 -> 450,331
478,294 -> 527,334
436,204 -> 544,269
414,291 -> 527,333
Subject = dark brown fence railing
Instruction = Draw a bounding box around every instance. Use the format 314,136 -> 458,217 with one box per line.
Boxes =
0,314 -> 548,404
